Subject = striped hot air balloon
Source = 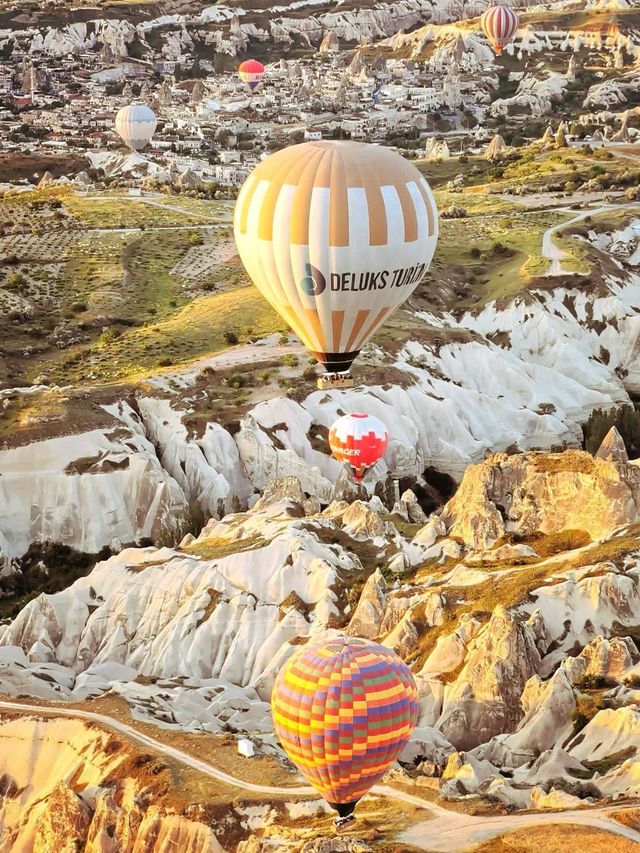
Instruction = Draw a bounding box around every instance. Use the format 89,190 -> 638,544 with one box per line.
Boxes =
481,5 -> 519,55
233,141 -> 438,378
271,636 -> 419,821
238,59 -> 265,91
329,413 -> 388,482
115,103 -> 157,152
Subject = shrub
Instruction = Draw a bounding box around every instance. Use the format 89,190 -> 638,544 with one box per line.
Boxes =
303,365 -> 317,380
6,271 -> 26,290
223,330 -> 238,345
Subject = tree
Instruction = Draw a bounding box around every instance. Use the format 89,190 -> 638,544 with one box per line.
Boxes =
230,494 -> 242,513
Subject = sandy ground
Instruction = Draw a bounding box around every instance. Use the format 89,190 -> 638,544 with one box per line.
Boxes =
1,700 -> 639,852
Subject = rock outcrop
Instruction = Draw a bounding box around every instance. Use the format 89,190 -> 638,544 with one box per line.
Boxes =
441,450 -> 640,549
437,606 -> 542,749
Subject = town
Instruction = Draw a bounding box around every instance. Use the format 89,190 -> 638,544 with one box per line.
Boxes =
1,5 -> 638,195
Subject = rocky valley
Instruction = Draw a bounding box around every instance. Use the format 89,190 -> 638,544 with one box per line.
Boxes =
1,0 -> 640,849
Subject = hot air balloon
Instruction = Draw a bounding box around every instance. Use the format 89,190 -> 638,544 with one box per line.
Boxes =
329,413 -> 388,482
480,5 -> 519,56
238,59 -> 265,91
233,141 -> 438,388
271,636 -> 418,824
115,103 -> 157,152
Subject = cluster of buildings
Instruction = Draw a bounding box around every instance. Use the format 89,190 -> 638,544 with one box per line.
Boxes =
0,27 -> 489,188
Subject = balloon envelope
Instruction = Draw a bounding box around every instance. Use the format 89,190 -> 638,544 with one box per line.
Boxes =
233,140 -> 438,374
238,59 -> 265,90
329,412 -> 388,481
271,636 -> 418,815
115,103 -> 157,151
481,5 -> 518,55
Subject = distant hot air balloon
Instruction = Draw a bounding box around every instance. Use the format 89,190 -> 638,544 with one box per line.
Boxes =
233,141 -> 438,385
329,412 -> 388,482
481,5 -> 519,55
271,636 -> 418,823
238,59 -> 265,91
115,103 -> 157,152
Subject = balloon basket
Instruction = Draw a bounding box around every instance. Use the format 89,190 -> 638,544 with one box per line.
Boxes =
335,814 -> 356,831
317,373 -> 354,390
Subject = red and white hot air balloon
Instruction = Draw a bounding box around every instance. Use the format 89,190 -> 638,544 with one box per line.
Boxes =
329,413 -> 388,482
481,5 -> 519,55
238,59 -> 265,91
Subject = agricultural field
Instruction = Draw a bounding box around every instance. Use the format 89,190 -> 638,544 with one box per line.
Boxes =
0,190 -> 247,389
0,144 -> 635,394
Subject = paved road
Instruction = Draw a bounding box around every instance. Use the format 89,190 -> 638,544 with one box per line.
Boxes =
1,700 -> 639,851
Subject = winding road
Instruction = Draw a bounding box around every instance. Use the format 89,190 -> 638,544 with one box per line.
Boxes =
1,700 -> 639,851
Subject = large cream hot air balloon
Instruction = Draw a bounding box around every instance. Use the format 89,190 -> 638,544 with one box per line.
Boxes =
233,141 -> 438,386
115,103 -> 157,152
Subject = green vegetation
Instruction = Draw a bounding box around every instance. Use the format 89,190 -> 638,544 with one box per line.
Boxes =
583,405 -> 640,458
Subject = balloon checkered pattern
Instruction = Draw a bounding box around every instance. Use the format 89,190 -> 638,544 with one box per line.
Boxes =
271,636 -> 419,810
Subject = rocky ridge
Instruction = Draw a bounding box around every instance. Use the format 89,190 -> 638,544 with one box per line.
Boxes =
2,444 -> 640,821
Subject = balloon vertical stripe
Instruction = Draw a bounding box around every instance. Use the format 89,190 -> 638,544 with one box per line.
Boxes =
233,140 -> 439,374
481,5 -> 519,55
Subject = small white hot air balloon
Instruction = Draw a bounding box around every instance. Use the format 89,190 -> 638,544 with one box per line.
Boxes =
115,103 -> 157,152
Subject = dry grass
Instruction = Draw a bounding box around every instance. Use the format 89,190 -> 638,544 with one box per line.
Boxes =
183,532 -> 267,561
470,823 -> 640,852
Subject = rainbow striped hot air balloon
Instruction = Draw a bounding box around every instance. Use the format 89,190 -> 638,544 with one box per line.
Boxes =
238,59 -> 265,91
233,141 -> 438,380
481,5 -> 519,55
271,636 -> 419,822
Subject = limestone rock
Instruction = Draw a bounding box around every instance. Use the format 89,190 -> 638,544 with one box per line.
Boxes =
564,635 -> 639,685
33,783 -> 91,852
441,450 -> 640,550
497,668 -> 577,758
252,476 -> 306,512
514,747 -> 588,788
342,500 -> 385,537
398,725 -> 454,768
595,426 -> 629,463
400,489 -> 428,523
530,785 -> 585,809
437,606 -> 542,749
303,496 -> 321,516
441,751 -> 500,796
347,569 -> 386,638
484,134 -> 507,160
567,707 -> 640,762
301,839 -> 373,852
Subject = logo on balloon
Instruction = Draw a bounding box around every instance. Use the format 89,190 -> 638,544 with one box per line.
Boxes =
299,264 -> 326,297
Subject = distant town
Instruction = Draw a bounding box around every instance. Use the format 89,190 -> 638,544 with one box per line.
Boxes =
1,10 -> 637,195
